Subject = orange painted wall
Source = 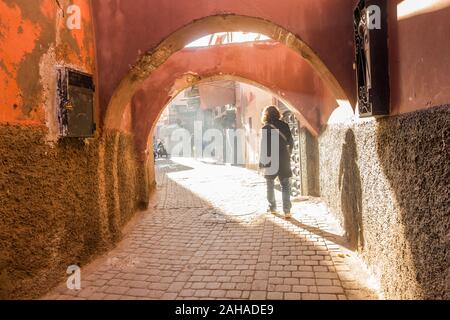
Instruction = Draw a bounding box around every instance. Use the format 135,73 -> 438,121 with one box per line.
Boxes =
0,0 -> 96,125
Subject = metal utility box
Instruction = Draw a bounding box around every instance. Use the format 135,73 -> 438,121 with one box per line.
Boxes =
354,0 -> 390,117
57,67 -> 96,138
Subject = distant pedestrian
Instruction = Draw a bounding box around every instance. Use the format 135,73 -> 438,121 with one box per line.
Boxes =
157,140 -> 169,158
259,106 -> 294,219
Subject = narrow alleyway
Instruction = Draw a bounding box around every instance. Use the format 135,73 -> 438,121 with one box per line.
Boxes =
45,158 -> 380,300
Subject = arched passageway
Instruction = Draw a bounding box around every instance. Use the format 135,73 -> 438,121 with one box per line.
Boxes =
1,0 -> 449,301
100,14 -> 352,131
46,76 -> 381,301
122,41 -> 341,158
93,1 -> 357,118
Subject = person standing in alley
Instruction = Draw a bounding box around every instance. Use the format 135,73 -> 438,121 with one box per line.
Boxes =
259,106 -> 294,219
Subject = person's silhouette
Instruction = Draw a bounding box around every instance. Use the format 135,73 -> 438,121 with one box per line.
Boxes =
339,130 -> 364,251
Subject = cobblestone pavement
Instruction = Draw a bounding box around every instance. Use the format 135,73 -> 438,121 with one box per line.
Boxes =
45,158 -> 380,300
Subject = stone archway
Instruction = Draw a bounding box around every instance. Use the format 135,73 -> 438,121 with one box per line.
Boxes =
145,74 -> 311,152
124,41 -> 340,156
102,14 -> 350,131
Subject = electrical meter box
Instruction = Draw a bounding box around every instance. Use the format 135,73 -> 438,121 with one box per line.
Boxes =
57,67 -> 96,138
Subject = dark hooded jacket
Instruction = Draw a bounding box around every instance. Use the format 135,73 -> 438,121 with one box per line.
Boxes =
259,119 -> 294,179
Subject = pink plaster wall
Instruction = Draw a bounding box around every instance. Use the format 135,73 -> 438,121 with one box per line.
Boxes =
91,0 -> 356,119
387,1 -> 450,114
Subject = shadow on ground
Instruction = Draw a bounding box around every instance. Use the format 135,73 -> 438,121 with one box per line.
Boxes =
44,158 -> 379,300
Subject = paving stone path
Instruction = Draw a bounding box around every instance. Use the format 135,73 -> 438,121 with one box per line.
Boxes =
45,158 -> 380,300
